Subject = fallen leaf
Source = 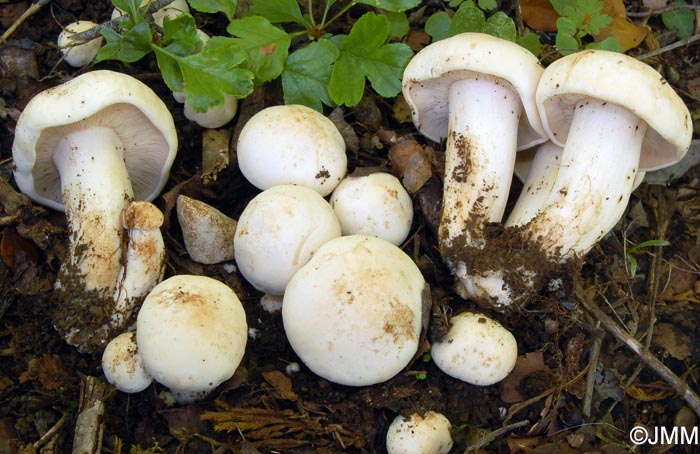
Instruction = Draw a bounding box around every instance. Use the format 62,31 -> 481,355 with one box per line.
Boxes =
262,370 -> 297,401
1,227 -> 40,270
651,322 -> 692,360
500,351 -> 550,403
597,0 -> 648,51
626,382 -> 675,401
519,0 -> 559,31
389,139 -> 434,194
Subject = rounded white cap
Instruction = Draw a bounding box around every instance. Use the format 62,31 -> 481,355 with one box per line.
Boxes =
386,411 -> 453,454
237,105 -> 347,196
184,94 -> 238,129
102,332 -> 153,394
12,70 -> 178,211
57,21 -> 103,67
234,184 -> 341,295
536,49 -> 692,171
402,32 -> 546,150
282,235 -> 425,386
136,275 -> 248,403
330,172 -> 413,246
432,312 -> 517,386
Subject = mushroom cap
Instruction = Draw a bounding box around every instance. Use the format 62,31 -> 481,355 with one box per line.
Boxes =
136,275 -> 248,402
386,411 -> 454,454
102,332 -> 153,394
234,184 -> 341,295
330,172 -> 413,246
57,21 -> 103,67
536,49 -> 692,171
12,70 -> 178,211
431,312 -> 517,386
401,32 -> 546,150
236,105 -> 347,196
184,94 -> 238,129
282,235 -> 425,386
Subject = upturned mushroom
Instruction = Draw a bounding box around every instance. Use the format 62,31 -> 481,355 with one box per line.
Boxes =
330,171 -> 413,246
136,275 -> 248,404
236,105 -> 347,196
12,70 -> 177,350
401,32 -> 547,305
282,235 -> 425,386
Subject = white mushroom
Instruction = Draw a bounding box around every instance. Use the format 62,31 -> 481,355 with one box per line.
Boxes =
234,184 -> 341,295
177,195 -> 237,264
330,171 -> 413,246
282,235 -> 425,386
57,21 -> 103,67
236,105 -> 347,196
386,411 -> 453,454
401,32 -> 547,306
102,332 -> 153,394
136,275 -> 248,404
431,312 -> 517,386
12,70 -> 177,349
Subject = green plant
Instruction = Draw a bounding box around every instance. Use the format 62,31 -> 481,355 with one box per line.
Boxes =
662,0 -> 696,39
550,0 -> 621,55
625,239 -> 670,278
424,0 -> 541,56
92,0 -> 419,112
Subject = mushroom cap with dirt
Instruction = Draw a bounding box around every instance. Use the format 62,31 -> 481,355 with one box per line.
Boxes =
234,184 -> 341,295
136,275 -> 248,404
431,312 -> 517,386
102,332 -> 153,394
386,411 -> 453,454
282,235 -> 425,386
236,104 -> 347,196
330,171 -> 413,246
57,20 -> 103,67
401,32 -> 547,306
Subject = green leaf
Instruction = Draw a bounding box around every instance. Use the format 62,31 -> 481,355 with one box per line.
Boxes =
355,0 -> 422,12
425,11 -> 452,42
161,14 -> 202,56
555,32 -> 579,55
517,32 -> 542,56
581,0 -> 611,36
556,16 -> 578,36
112,0 -> 142,18
249,0 -> 310,28
226,15 -> 292,83
549,0 -> 576,16
662,0 -> 696,39
483,11 -> 516,41
386,11 -> 409,39
586,36 -> 621,52
282,39 -> 339,110
447,3 -> 485,37
95,19 -> 152,63
328,12 -> 413,106
188,0 -> 237,21
478,0 -> 497,10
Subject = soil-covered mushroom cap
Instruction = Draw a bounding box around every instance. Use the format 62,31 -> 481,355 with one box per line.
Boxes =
386,411 -> 453,454
234,184 -> 341,295
402,32 -> 546,150
536,49 -> 692,171
330,172 -> 413,246
282,235 -> 425,386
57,21 -> 103,67
432,312 -> 517,386
102,332 -> 153,394
236,105 -> 347,196
136,275 -> 248,403
12,70 -> 178,211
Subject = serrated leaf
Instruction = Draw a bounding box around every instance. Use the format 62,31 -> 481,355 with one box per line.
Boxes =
282,39 -> 339,110
447,3 -> 486,37
662,0 -> 696,39
555,30 -> 580,55
161,14 -> 202,56
227,15 -> 291,83
478,0 -> 498,10
355,0 -> 422,12
483,11 -> 516,41
95,19 -> 152,63
425,11 -> 452,42
555,16 -> 578,36
549,0 -> 576,16
188,0 -> 237,21
586,35 -> 621,52
328,13 -> 413,106
249,0 -> 310,27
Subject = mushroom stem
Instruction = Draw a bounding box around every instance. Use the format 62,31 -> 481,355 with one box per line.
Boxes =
52,126 -> 134,293
439,77 -> 522,254
522,99 -> 646,259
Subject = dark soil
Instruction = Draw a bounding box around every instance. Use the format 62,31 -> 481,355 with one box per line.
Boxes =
2,1 -> 700,453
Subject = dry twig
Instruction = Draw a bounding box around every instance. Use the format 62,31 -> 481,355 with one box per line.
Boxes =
0,0 -> 50,45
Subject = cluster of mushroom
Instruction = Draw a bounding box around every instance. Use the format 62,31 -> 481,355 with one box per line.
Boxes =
402,32 -> 693,308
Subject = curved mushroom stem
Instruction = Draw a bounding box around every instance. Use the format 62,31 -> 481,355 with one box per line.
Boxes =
53,127 -> 133,294
439,77 -> 522,301
524,99 -> 646,258
111,201 -> 167,328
